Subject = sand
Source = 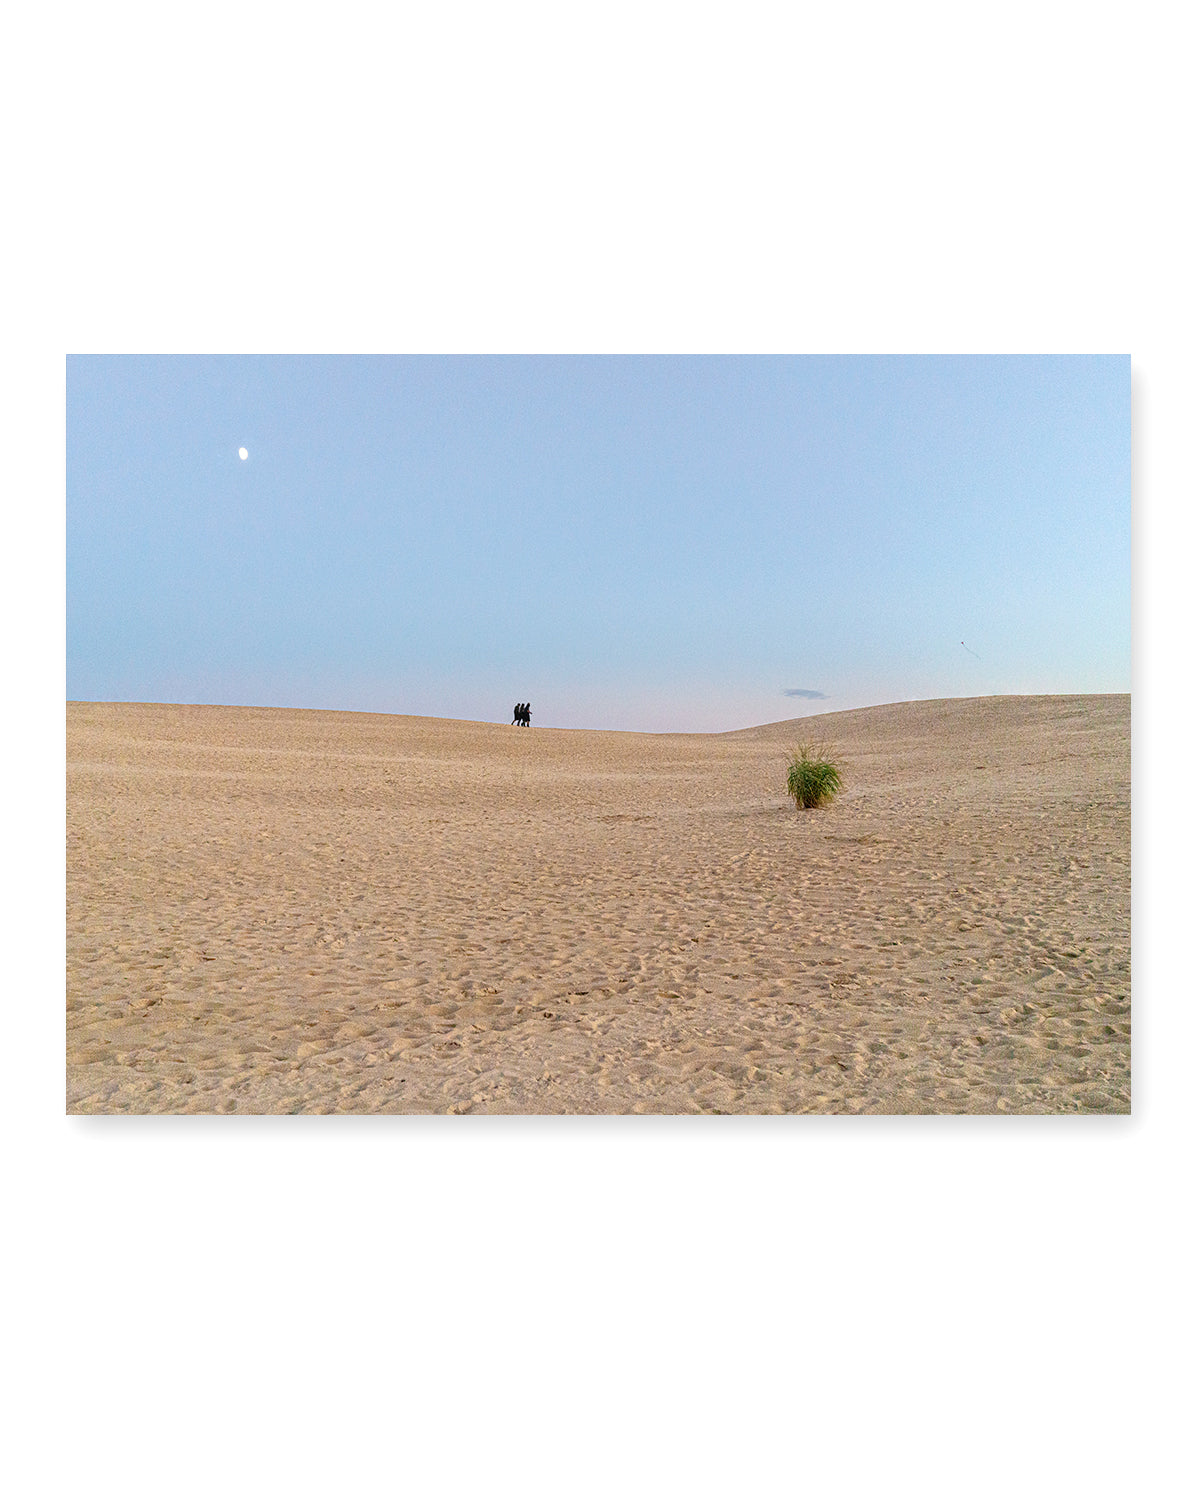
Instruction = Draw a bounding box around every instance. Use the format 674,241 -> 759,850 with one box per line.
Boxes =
65,694 -> 1131,1113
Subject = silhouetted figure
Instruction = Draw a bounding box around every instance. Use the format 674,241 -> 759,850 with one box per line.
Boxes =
512,703 -> 521,725
522,703 -> 531,728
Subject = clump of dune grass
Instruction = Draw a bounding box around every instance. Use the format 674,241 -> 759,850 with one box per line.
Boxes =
786,744 -> 843,809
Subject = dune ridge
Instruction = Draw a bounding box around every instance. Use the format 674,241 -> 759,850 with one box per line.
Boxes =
66,694 -> 1130,1113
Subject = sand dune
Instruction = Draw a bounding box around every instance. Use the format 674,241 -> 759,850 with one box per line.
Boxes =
66,694 -> 1130,1113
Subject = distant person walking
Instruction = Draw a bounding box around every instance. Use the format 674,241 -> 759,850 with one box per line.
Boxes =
512,702 -> 530,727
522,703 -> 531,728
512,702 -> 522,725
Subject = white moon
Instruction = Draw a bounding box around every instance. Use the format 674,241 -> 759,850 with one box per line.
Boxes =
238,447 -> 248,460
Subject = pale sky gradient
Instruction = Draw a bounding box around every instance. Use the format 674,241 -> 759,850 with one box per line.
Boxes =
67,354 -> 1129,731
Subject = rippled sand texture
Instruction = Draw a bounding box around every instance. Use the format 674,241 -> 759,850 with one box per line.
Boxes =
66,695 -> 1131,1114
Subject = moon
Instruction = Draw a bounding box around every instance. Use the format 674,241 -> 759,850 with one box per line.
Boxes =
238,447 -> 248,460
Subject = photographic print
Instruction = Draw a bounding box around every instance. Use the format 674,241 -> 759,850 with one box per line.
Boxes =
66,354 -> 1130,1113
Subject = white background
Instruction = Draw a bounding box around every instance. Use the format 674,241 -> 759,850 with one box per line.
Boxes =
4,3 -> 1193,1495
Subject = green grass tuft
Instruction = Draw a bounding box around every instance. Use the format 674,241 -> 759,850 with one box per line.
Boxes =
786,744 -> 843,810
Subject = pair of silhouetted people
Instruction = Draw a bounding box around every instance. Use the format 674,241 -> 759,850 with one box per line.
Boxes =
512,702 -> 531,727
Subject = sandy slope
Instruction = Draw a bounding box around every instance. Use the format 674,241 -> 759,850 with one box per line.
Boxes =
66,695 -> 1130,1113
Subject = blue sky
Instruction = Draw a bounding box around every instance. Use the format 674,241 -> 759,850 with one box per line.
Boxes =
67,355 -> 1129,732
